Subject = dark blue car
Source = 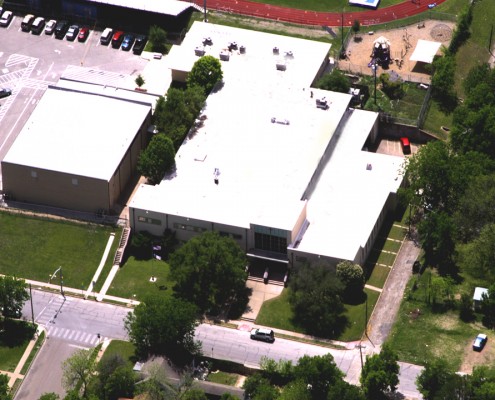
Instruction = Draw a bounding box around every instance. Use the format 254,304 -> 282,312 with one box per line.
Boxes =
121,34 -> 135,51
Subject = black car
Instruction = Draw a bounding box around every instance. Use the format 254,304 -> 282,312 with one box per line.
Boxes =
54,20 -> 69,39
133,35 -> 147,54
0,88 -> 12,99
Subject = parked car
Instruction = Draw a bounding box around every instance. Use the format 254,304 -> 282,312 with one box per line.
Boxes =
250,328 -> 275,343
31,16 -> 45,35
54,20 -> 69,39
78,26 -> 89,42
400,137 -> 411,155
0,10 -> 13,27
100,27 -> 113,45
0,88 -> 12,99
66,24 -> 79,41
121,34 -> 135,51
473,333 -> 488,351
45,19 -> 56,35
21,14 -> 35,32
111,30 -> 124,48
1,306 -> 21,319
133,35 -> 147,54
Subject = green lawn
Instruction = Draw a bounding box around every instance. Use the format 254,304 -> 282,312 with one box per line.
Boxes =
107,256 -> 175,301
0,211 -> 119,289
382,238 -> 402,253
0,320 -> 36,372
100,340 -> 137,367
20,331 -> 44,375
208,371 -> 240,386
367,265 -> 391,289
386,272 -> 482,369
255,288 -> 378,342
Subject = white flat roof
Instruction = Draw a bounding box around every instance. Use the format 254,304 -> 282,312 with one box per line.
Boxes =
86,0 -> 193,16
299,109 -> 403,260
3,83 -> 151,181
349,0 -> 381,8
473,287 -> 489,301
410,39 -> 442,63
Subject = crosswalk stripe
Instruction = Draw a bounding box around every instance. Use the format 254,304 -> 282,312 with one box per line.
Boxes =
62,329 -> 70,339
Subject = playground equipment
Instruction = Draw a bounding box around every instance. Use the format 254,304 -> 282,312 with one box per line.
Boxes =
370,36 -> 391,67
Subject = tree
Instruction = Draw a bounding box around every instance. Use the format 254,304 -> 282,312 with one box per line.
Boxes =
137,134 -> 175,185
182,389 -> 208,400
104,365 -> 136,400
278,380 -> 312,400
456,223 -> 495,281
169,231 -> 247,313
135,74 -> 145,88
148,25 -> 168,53
336,261 -> 365,298
480,284 -> 495,329
316,69 -> 350,93
243,374 -> 278,400
39,394 -> 60,400
220,394 -> 239,400
360,345 -> 399,400
352,19 -> 361,35
288,263 -> 346,337
187,55 -> 223,95
0,374 -> 11,400
61,348 -> 95,398
379,73 -> 403,99
124,293 -> 199,358
416,358 -> 454,400
0,276 -> 29,319
453,173 -> 495,242
327,380 -> 365,400
293,354 -> 344,399
431,54 -> 457,111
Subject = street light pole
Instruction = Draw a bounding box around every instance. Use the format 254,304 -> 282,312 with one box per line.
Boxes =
50,266 -> 65,299
373,63 -> 377,104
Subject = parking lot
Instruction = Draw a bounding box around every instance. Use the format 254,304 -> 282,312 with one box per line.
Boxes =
0,15 -> 152,189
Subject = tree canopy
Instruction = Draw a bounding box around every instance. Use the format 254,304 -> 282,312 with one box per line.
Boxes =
336,260 -> 365,299
187,55 -> 223,95
360,345 -> 400,400
169,231 -> 247,314
288,263 -> 346,337
316,69 -> 350,94
0,276 -> 29,319
137,134 -> 175,185
61,348 -> 95,398
148,25 -> 168,54
124,293 -> 199,358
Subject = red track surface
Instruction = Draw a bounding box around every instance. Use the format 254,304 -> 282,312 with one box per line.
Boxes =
188,0 -> 447,27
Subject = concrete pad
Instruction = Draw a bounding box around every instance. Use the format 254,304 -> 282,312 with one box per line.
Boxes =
241,281 -> 284,321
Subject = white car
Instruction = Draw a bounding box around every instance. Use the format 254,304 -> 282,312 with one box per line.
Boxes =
45,19 -> 56,35
0,10 -> 14,27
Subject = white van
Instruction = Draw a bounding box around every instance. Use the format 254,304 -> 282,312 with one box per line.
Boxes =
100,27 -> 113,45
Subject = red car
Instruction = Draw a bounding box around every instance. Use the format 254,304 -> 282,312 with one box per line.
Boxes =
111,31 -> 125,48
78,27 -> 89,42
400,137 -> 411,155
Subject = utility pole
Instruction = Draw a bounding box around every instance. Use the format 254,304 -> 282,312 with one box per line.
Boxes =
29,283 -> 35,325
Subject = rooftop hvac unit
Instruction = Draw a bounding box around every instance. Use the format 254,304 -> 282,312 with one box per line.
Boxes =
195,47 -> 205,56
219,51 -> 230,61
276,62 -> 286,71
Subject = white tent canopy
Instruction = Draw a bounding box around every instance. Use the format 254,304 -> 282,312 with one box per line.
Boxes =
409,39 -> 442,63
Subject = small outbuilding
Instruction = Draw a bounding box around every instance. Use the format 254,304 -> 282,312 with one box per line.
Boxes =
473,287 -> 489,309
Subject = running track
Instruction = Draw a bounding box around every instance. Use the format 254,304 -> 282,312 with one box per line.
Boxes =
188,0 -> 448,27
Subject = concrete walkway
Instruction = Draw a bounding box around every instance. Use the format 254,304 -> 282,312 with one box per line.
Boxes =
85,233 -> 115,299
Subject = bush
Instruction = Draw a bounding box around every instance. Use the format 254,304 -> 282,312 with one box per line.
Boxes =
379,73 -> 403,99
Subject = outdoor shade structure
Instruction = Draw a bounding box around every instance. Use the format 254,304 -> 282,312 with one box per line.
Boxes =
348,0 -> 381,8
409,39 -> 442,63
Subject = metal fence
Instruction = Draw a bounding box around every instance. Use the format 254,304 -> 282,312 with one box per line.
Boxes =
360,11 -> 457,31
417,84 -> 432,129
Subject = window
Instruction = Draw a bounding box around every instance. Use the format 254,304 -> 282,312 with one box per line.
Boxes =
173,222 -> 206,233
137,216 -> 161,225
72,178 -> 78,186
31,171 -> 37,178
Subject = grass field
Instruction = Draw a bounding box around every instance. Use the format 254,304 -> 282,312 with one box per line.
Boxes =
208,371 -> 240,386
386,271 -> 482,369
0,211 -> 119,289
107,256 -> 174,301
255,287 -> 379,342
100,340 -> 137,367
